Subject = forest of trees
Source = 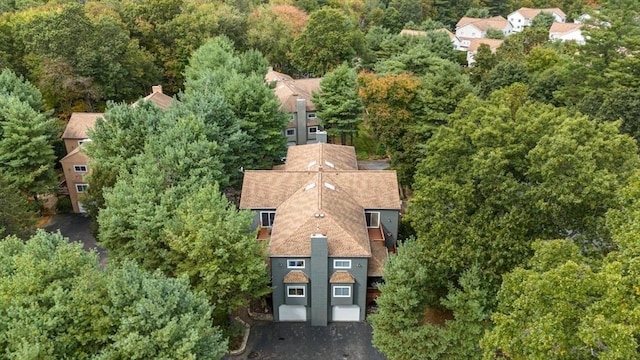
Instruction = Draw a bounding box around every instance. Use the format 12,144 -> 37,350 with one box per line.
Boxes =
2,0 -> 640,357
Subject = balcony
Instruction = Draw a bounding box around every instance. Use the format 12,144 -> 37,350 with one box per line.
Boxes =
256,227 -> 271,240
367,226 -> 385,241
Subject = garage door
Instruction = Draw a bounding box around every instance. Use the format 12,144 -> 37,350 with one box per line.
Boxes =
332,305 -> 360,321
279,305 -> 307,321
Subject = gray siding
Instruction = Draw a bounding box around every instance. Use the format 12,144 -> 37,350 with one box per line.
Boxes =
271,257 -> 311,321
373,209 -> 400,248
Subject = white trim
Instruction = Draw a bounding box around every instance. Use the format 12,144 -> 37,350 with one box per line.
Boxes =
308,126 -> 318,134
333,286 -> 351,297
307,112 -> 317,119
78,139 -> 92,145
287,259 -> 305,269
73,165 -> 88,172
365,211 -> 380,228
334,259 -> 351,269
260,211 -> 276,228
287,286 -> 306,297
75,183 -> 88,193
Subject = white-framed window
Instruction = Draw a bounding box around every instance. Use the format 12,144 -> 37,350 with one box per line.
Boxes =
73,165 -> 88,172
287,259 -> 305,269
333,286 -> 351,297
365,211 -> 380,228
334,259 -> 352,269
78,139 -> 92,146
286,129 -> 295,136
287,286 -> 306,297
260,211 -> 276,228
307,112 -> 317,119
76,184 -> 89,193
308,126 -> 318,134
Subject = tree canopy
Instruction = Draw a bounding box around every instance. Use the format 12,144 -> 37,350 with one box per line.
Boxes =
311,63 -> 363,145
0,230 -> 227,359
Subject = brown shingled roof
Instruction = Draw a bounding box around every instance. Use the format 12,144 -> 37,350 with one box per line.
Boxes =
330,271 -> 356,283
266,69 -> 321,113
456,16 -> 509,32
240,143 -> 400,266
468,38 -> 504,52
62,113 -> 103,140
368,240 -> 388,277
549,22 -> 582,35
517,7 -> 566,20
284,270 -> 309,283
285,143 -> 358,171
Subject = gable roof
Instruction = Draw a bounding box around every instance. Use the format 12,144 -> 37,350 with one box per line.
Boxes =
284,143 -> 358,171
60,146 -> 90,163
330,271 -> 356,283
549,22 -> 582,35
515,7 -> 566,20
62,113 -> 103,140
240,143 -> 401,262
456,16 -> 509,32
284,270 -> 310,283
135,85 -> 177,110
266,68 -> 321,113
468,38 -> 504,52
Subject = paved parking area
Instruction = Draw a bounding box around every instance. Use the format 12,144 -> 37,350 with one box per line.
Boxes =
43,213 -> 107,267
226,321 -> 386,360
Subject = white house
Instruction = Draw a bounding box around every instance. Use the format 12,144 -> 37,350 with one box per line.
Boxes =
549,22 -> 585,45
508,7 -> 566,33
455,16 -> 511,50
466,38 -> 504,66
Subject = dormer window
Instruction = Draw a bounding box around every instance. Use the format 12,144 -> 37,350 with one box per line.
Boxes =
307,113 -> 316,119
73,165 -> 88,172
78,139 -> 92,146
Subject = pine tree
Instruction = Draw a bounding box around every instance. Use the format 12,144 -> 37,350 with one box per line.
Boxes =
312,63 -> 363,145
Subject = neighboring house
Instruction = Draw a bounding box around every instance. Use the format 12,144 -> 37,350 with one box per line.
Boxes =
549,22 -> 585,45
133,85 -> 175,110
60,86 -> 176,213
60,112 -> 103,213
508,7 -> 566,33
455,16 -> 512,42
400,28 -> 461,50
466,38 -> 504,66
240,143 -> 401,326
266,69 -> 324,146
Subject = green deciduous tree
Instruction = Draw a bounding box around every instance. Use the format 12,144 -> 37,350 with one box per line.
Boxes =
312,63 -> 363,145
407,84 -> 639,303
292,7 -> 365,76
0,230 -> 227,359
371,239 -> 491,360
165,183 -> 270,323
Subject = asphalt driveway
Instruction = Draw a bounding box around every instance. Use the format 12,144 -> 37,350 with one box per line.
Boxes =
43,213 -> 107,267
226,321 -> 386,360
